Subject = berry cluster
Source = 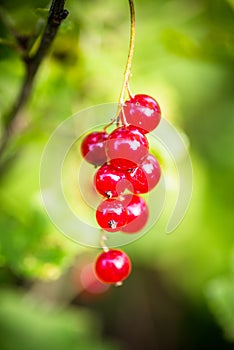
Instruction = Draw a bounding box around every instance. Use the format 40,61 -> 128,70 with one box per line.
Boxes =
81,94 -> 161,285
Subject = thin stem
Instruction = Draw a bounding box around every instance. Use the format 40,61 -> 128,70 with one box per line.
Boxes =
127,82 -> 134,98
100,231 -> 109,252
104,0 -> 136,130
118,0 -> 136,107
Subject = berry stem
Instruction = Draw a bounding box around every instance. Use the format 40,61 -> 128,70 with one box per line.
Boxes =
103,0 -> 136,130
100,230 -> 109,252
127,83 -> 134,99
115,0 -> 136,127
119,0 -> 136,107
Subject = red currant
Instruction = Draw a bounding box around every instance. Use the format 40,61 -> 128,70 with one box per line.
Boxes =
106,125 -> 149,170
94,163 -> 131,198
121,94 -> 161,134
81,131 -> 108,166
121,194 -> 149,233
127,153 -> 161,194
95,249 -> 131,284
96,198 -> 128,232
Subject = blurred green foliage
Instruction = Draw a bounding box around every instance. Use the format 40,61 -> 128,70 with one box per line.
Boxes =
206,276 -> 234,342
0,290 -> 119,350
0,0 -> 234,349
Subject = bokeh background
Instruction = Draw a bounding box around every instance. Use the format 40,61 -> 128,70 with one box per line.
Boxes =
0,0 -> 234,349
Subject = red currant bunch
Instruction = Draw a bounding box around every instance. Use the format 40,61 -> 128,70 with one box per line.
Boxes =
80,94 -> 162,285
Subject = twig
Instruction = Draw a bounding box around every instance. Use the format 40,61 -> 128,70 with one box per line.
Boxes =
0,0 -> 69,162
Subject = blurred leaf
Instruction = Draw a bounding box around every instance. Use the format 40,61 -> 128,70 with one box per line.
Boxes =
226,0 -> 234,10
0,208 -> 75,280
0,37 -> 16,48
0,290 -> 119,350
34,8 -> 49,19
205,277 -> 234,342
161,28 -> 202,59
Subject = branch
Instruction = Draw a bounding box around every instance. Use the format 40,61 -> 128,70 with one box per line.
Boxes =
0,0 -> 69,161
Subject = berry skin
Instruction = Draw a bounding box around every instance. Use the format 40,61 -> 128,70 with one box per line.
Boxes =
94,163 -> 130,198
121,194 -> 149,233
96,199 -> 128,232
106,125 -> 149,170
122,94 -> 161,134
127,153 -> 161,194
95,249 -> 131,284
81,131 -> 108,166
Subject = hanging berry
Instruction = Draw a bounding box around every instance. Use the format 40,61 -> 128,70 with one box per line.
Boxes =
121,94 -> 161,134
106,125 -> 149,170
95,249 -> 132,284
81,131 -> 108,166
126,153 -> 161,194
94,163 -> 130,198
96,198 -> 128,232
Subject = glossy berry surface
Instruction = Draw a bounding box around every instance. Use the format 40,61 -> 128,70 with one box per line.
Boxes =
95,249 -> 131,284
121,194 -> 149,233
106,125 -> 149,170
94,163 -> 130,198
96,198 -> 128,232
81,131 -> 108,166
122,94 -> 161,134
127,153 -> 161,194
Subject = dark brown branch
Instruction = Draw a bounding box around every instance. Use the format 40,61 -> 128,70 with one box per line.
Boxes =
0,0 -> 68,160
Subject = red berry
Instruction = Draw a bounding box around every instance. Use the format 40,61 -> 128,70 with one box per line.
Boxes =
127,154 -> 161,194
121,194 -> 149,233
94,163 -> 130,198
95,249 -> 131,284
122,94 -> 161,134
106,125 -> 149,170
81,131 -> 108,166
96,198 -> 128,232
